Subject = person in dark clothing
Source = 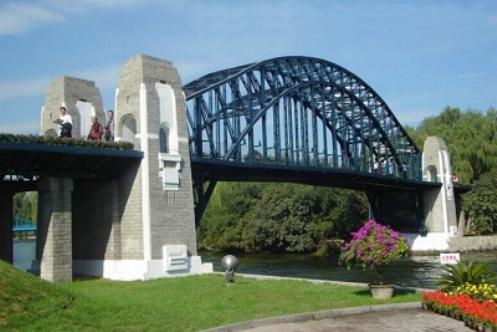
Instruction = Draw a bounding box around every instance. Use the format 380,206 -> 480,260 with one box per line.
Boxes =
87,116 -> 104,140
104,110 -> 114,142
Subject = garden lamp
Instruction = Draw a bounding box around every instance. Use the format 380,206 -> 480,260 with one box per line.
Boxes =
221,255 -> 239,284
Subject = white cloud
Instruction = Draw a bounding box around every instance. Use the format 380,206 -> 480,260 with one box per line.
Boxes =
0,77 -> 52,100
450,71 -> 488,79
73,64 -> 121,90
44,0 -> 159,12
489,14 -> 497,25
0,64 -> 121,100
0,120 -> 39,134
0,2 -> 64,36
0,0 -> 160,36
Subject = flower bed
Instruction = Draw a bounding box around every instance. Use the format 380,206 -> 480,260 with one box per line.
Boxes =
422,291 -> 497,331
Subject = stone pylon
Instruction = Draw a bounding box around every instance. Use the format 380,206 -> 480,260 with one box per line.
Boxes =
407,136 -> 458,251
105,54 -> 211,279
41,77 -> 105,138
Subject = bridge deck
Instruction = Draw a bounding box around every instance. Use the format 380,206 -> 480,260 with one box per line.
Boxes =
191,158 -> 440,192
0,142 -> 143,183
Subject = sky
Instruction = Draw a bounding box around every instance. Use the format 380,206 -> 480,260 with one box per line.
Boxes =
0,0 -> 496,134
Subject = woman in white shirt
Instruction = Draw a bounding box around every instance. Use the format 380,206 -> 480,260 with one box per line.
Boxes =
54,106 -> 73,138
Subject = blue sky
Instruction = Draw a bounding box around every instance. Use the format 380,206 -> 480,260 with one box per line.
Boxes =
0,0 -> 496,134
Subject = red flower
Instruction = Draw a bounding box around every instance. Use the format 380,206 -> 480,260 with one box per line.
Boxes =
422,291 -> 497,327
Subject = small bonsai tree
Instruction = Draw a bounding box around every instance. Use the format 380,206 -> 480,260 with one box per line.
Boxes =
339,219 -> 409,285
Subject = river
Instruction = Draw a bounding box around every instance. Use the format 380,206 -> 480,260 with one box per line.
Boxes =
14,240 -> 497,288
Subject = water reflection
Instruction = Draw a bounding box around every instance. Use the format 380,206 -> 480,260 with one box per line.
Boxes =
13,240 -> 497,289
201,251 -> 497,289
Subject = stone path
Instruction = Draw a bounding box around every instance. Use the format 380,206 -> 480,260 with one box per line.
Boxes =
242,309 -> 472,332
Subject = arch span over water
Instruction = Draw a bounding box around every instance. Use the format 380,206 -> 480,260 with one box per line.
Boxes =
183,56 -> 434,227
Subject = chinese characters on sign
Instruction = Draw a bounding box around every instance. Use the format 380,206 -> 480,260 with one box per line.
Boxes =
440,253 -> 460,265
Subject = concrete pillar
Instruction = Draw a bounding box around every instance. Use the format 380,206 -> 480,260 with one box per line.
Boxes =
37,177 -> 73,282
422,137 -> 457,234
0,192 -> 13,263
406,137 -> 458,252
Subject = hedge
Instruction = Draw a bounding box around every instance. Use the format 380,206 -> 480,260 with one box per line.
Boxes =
0,134 -> 134,150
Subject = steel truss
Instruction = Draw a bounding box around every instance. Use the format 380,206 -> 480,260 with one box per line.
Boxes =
184,56 -> 423,225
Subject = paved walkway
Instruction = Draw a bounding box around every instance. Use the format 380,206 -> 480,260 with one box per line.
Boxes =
243,309 -> 472,332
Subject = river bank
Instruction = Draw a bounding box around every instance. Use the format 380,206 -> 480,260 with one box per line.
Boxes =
13,240 -> 497,289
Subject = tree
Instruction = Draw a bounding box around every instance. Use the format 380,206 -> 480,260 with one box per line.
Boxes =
409,107 -> 497,184
462,169 -> 497,235
198,182 -> 367,254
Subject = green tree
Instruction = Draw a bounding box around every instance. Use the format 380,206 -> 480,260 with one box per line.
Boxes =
462,169 -> 497,235
198,182 -> 367,254
409,106 -> 497,183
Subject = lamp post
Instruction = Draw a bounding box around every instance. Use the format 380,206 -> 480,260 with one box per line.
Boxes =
221,255 -> 239,284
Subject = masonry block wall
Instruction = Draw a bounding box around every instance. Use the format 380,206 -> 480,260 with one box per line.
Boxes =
72,180 -> 121,261
35,54 -> 210,281
115,54 -> 198,264
36,177 -> 73,282
41,77 -> 105,138
0,192 -> 13,263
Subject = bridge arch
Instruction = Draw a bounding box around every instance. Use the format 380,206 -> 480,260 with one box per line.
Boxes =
183,56 -> 424,224
185,56 -> 420,179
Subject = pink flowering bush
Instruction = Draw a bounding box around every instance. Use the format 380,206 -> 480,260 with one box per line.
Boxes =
339,219 -> 410,285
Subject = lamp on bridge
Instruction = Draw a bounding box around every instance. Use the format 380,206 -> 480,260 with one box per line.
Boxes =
221,255 -> 239,285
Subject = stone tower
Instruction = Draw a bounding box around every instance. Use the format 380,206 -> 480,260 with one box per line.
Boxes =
35,55 -> 211,281
109,54 -> 208,279
407,136 -> 458,251
41,76 -> 105,138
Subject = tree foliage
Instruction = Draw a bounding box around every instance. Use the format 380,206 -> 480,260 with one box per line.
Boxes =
407,106 -> 497,184
13,192 -> 38,223
198,182 -> 367,254
462,169 -> 497,235
437,262 -> 497,292
199,106 -> 497,251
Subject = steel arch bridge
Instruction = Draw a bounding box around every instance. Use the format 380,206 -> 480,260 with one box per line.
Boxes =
184,56 -> 436,230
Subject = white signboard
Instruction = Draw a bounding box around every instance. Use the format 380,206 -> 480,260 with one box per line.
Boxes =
440,253 -> 460,265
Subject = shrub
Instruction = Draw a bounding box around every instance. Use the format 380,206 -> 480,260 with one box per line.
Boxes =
339,219 -> 409,284
438,262 -> 497,292
463,168 -> 497,235
0,134 -> 134,150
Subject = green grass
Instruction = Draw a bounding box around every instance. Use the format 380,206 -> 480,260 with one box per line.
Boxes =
0,261 -> 420,331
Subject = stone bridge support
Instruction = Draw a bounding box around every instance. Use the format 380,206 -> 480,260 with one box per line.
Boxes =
36,177 -> 73,282
0,191 -> 13,263
104,54 -> 212,280
406,136 -> 458,251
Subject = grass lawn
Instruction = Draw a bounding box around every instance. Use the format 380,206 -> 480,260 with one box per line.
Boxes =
0,261 -> 420,331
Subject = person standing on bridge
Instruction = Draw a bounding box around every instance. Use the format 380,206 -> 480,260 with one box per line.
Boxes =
104,110 -> 114,142
54,106 -> 73,138
87,116 -> 104,140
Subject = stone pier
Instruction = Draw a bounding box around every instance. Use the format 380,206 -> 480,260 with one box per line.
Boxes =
0,192 -> 13,263
406,136 -> 458,251
36,177 -> 73,282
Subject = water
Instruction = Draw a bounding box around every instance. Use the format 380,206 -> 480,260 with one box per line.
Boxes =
200,251 -> 497,289
13,240 -> 497,288
13,239 -> 36,271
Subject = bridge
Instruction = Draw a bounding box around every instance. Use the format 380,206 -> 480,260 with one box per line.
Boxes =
183,56 -> 443,230
12,215 -> 36,233
0,54 -> 460,283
